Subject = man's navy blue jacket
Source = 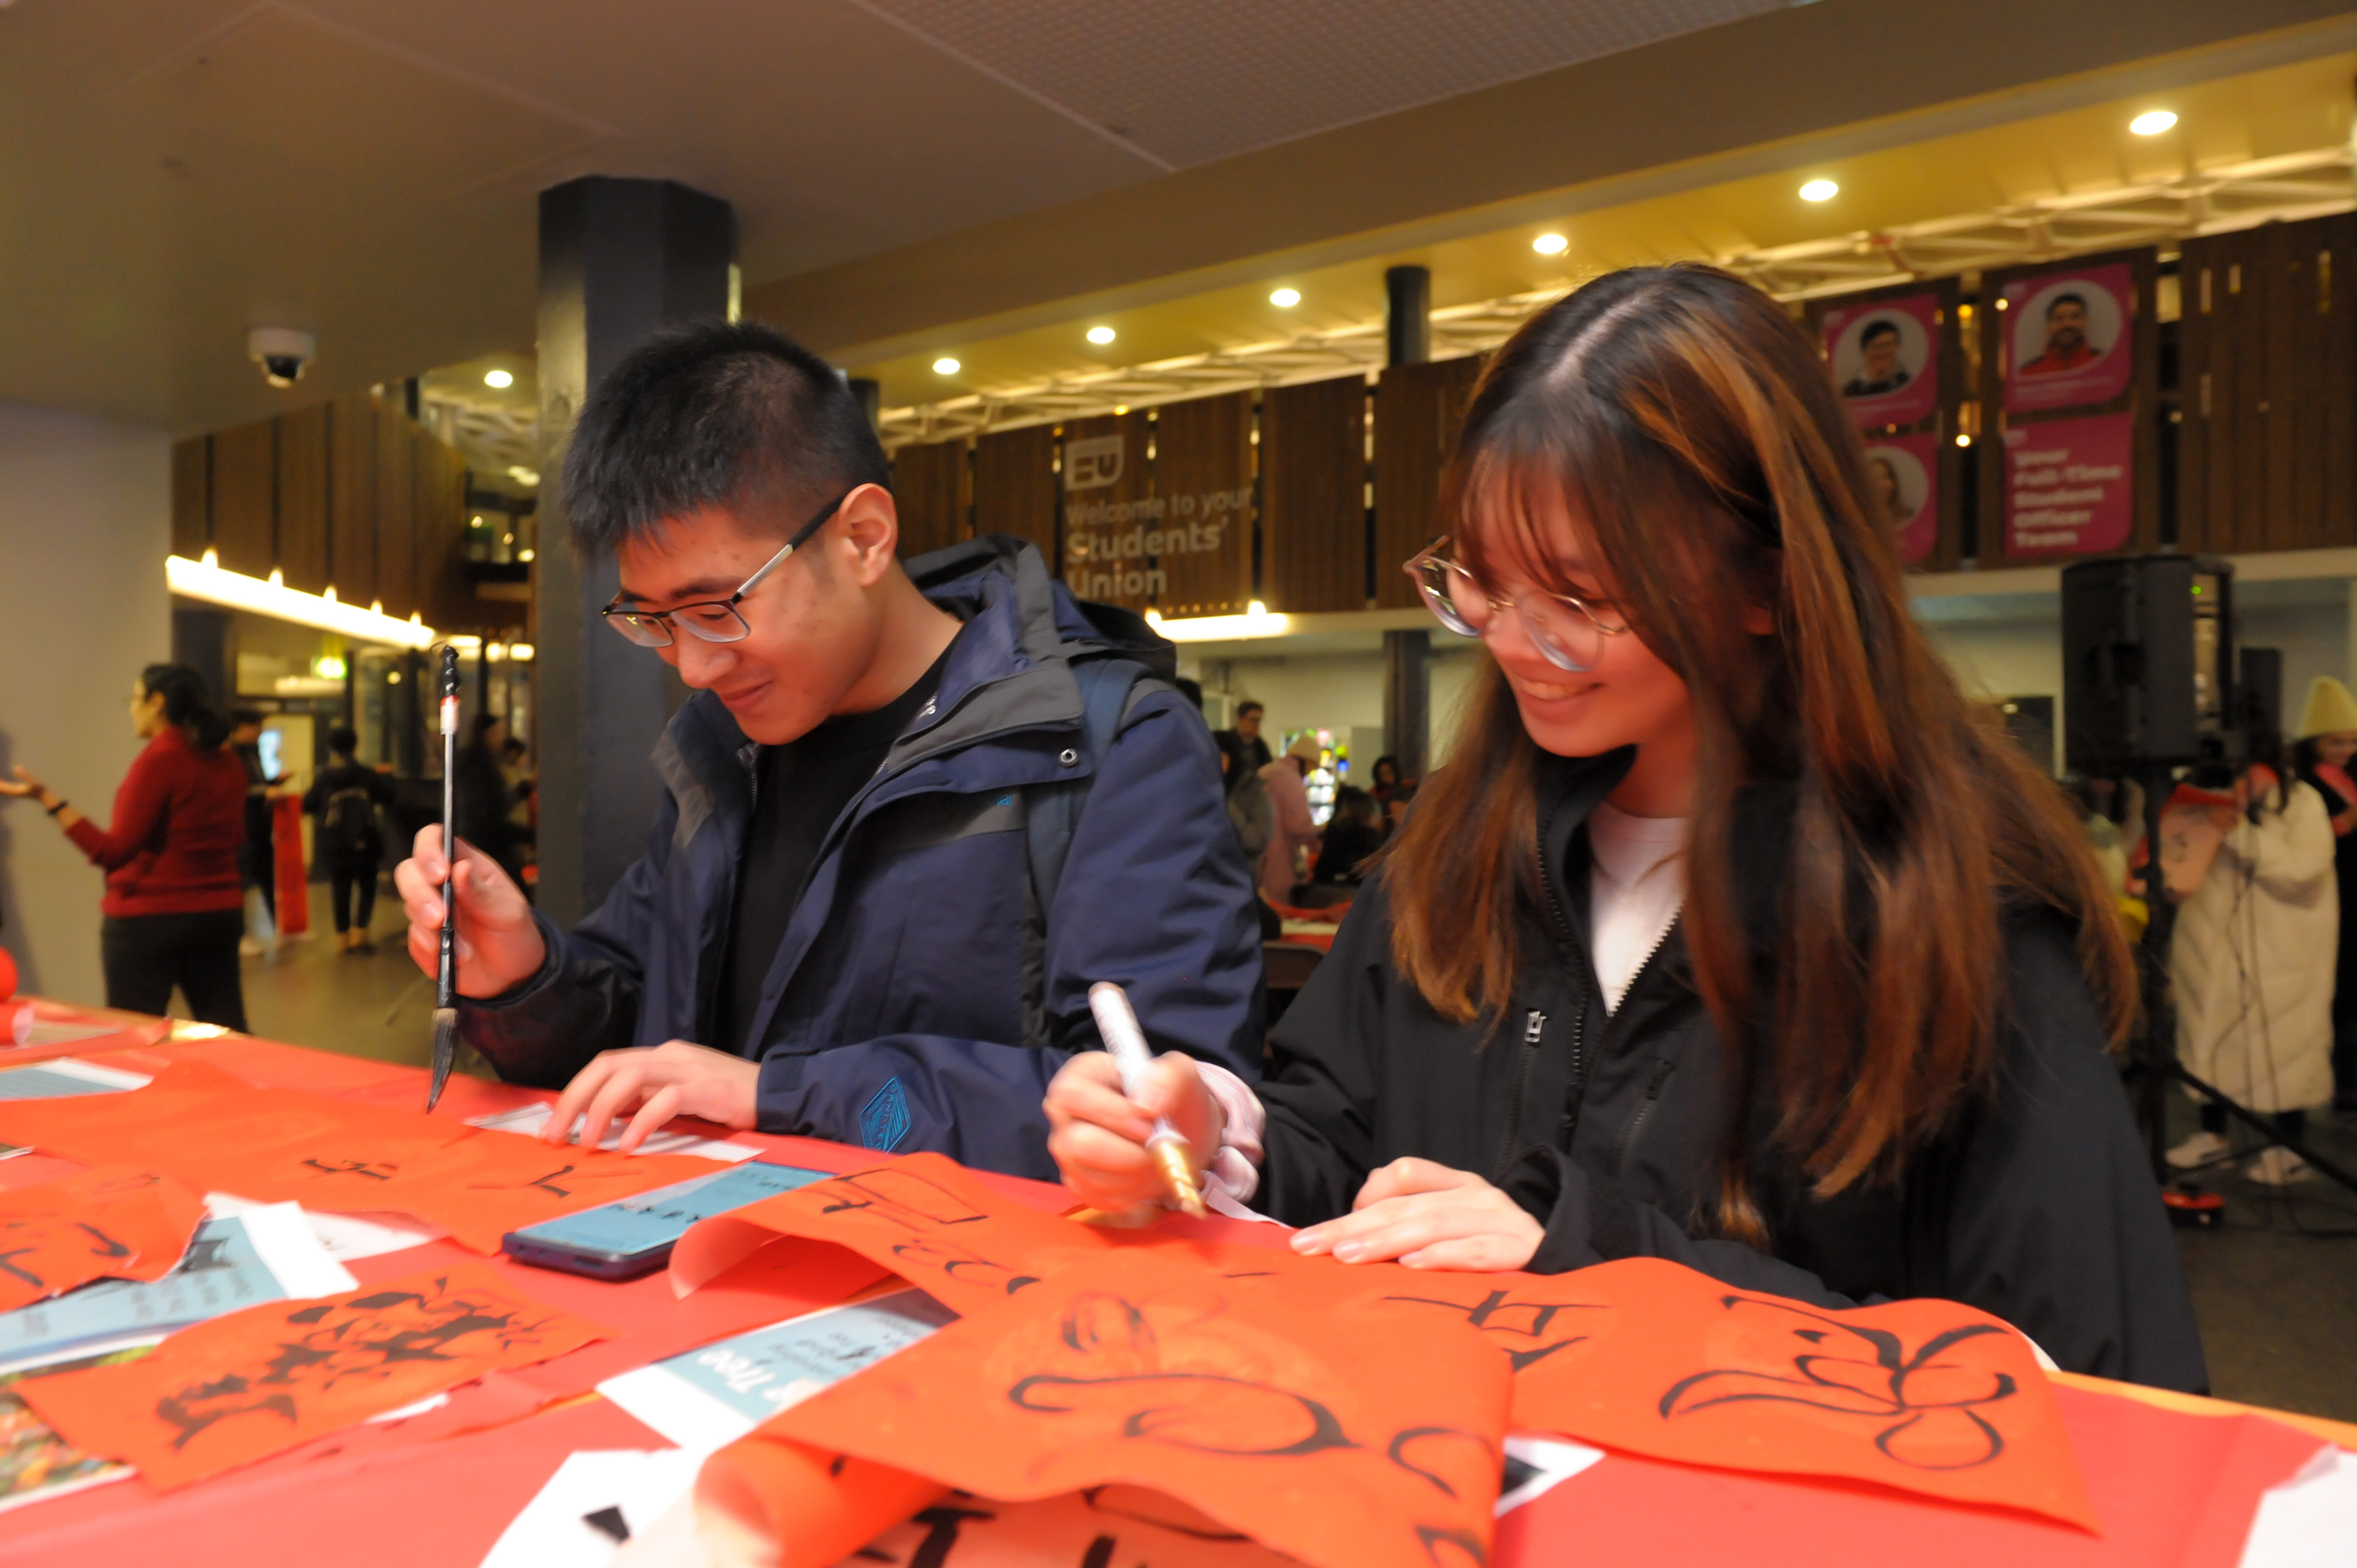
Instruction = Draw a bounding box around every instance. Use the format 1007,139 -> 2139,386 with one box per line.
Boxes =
458,536 -> 1264,1178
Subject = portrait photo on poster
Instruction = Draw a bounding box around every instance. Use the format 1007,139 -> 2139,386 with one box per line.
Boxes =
1820,293 -> 1939,429
2003,263 -> 2134,413
1861,437 -> 1940,566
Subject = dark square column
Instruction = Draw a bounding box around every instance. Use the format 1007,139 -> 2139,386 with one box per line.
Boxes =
534,177 -> 735,926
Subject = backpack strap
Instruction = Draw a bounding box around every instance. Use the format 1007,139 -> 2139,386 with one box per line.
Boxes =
1017,656 -> 1171,1050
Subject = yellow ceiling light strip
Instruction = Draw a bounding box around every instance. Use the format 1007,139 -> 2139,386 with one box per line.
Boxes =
1146,603 -> 1292,642
167,555 -> 438,650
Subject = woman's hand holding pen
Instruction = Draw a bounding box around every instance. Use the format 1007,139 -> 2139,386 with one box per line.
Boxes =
1045,1050 -> 1222,1212
394,826 -> 545,997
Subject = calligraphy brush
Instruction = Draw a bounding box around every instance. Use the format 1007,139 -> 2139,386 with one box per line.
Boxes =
427,645 -> 461,1112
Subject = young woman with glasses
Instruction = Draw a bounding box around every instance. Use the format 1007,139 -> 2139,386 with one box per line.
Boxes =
1044,264 -> 2207,1390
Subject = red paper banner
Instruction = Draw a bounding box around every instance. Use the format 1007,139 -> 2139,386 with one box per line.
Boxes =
766,1250 -> 1512,1568
0,1167 -> 205,1309
19,1263 -> 606,1490
0,1059 -> 714,1251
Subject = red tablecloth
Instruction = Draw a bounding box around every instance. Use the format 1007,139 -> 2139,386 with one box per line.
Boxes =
0,1003 -> 2347,1567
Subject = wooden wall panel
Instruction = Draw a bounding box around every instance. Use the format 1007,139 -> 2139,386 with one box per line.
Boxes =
972,424 -> 1058,565
890,438 -> 967,559
170,438 -> 209,559
1373,357 -> 1483,607
1059,412 -> 1153,610
274,402 -> 331,595
2177,214 -> 2357,556
413,430 -> 472,632
329,394 -> 379,607
1152,391 -> 1255,617
374,403 -> 416,619
1261,374 -> 1367,614
208,419 -> 277,580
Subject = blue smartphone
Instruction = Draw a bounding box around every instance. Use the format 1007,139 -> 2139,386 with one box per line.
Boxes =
500,1160 -> 830,1280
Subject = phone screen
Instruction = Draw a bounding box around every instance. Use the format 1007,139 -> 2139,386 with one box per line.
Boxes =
504,1160 -> 830,1273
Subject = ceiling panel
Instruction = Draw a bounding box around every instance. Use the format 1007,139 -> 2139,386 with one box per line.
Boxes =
855,0 -> 1783,168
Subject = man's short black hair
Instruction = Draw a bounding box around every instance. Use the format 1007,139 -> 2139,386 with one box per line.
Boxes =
1235,700 -> 1265,717
1860,320 -> 1901,345
2047,292 -> 2088,316
561,319 -> 889,558
328,725 -> 359,755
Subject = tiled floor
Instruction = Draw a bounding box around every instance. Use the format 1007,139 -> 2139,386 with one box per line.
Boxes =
229,880 -> 2357,1421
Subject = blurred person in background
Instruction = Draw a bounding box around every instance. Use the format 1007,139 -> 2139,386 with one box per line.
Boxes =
2292,676 -> 2357,1112
1383,778 -> 1420,836
2167,720 -> 2337,1184
1259,732 -> 1323,903
1230,699 -> 1272,771
1312,786 -> 1384,887
0,665 -> 248,1028
1214,729 -> 1280,941
228,707 -> 283,954
304,725 -> 395,955
1369,754 -> 1406,809
454,713 -> 525,888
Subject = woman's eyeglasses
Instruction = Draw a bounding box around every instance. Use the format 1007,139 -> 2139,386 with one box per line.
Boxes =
599,492 -> 849,648
1403,537 -> 1631,673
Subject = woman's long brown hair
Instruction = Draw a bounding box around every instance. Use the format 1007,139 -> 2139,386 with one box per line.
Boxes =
1381,265 -> 2133,1241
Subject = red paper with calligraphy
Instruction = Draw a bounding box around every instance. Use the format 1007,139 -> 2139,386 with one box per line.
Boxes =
766,1250 -> 1512,1568
0,1059 -> 715,1251
1483,1257 -> 2097,1530
19,1262 -> 607,1489
0,1167 -> 204,1309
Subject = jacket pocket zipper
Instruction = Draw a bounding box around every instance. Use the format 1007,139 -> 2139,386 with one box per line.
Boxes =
1610,1057 -> 1680,1178
1490,1009 -> 1548,1182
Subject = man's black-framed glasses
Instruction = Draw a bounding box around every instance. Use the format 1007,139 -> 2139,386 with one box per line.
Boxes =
600,492 -> 849,648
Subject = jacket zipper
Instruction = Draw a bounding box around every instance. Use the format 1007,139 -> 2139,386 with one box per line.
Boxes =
1490,1009 -> 1549,1181
1611,1057 -> 1680,1178
1533,796 -> 1595,1152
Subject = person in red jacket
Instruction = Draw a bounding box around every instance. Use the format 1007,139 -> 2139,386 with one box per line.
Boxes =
2,663 -> 250,1029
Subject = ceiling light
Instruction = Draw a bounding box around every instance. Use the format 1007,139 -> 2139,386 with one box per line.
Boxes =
1087,326 -> 1116,345
519,548 -> 535,562
313,654 -> 346,680
1269,288 -> 1300,308
1532,233 -> 1568,255
508,643 -> 534,661
933,357 -> 960,376
1154,602 -> 1292,643
483,368 -> 514,389
506,465 -> 539,487
2130,110 -> 2177,137
166,556 -> 436,649
1799,179 -> 1839,203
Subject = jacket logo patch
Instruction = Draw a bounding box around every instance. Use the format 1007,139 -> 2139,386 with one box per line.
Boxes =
860,1078 -> 914,1152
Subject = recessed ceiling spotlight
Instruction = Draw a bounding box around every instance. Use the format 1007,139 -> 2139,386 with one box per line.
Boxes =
1532,233 -> 1568,255
2130,110 -> 2178,136
933,357 -> 960,375
483,368 -> 513,389
1087,326 -> 1116,345
1799,179 -> 1839,203
1270,288 -> 1301,307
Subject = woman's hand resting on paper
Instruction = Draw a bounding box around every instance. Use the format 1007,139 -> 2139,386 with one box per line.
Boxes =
1291,1158 -> 1544,1272
1044,1050 -> 1222,1211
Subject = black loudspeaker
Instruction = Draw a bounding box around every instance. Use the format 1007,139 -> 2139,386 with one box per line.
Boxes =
2061,555 -> 2234,772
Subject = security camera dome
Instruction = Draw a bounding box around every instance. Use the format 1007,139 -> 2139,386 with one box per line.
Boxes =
247,327 -> 317,389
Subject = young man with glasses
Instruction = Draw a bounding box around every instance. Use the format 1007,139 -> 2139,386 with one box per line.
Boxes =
394,321 -> 1263,1175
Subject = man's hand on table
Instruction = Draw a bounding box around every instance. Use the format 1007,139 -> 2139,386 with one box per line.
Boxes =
546,1040 -> 761,1154
394,825 -> 545,996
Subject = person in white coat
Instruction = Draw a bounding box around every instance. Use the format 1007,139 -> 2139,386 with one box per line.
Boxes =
2166,737 -> 2338,1185
1258,732 -> 1325,904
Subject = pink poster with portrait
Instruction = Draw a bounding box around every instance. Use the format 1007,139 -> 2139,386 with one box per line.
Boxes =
2001,263 -> 2134,413
1821,292 -> 1940,429
2003,412 -> 2132,557
1860,433 -> 1940,566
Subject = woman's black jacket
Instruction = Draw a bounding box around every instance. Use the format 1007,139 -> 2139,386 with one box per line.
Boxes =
1255,748 -> 2209,1393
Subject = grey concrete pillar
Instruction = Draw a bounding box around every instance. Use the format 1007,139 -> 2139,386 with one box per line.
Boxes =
534,177 -> 735,926
1384,629 -> 1431,784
